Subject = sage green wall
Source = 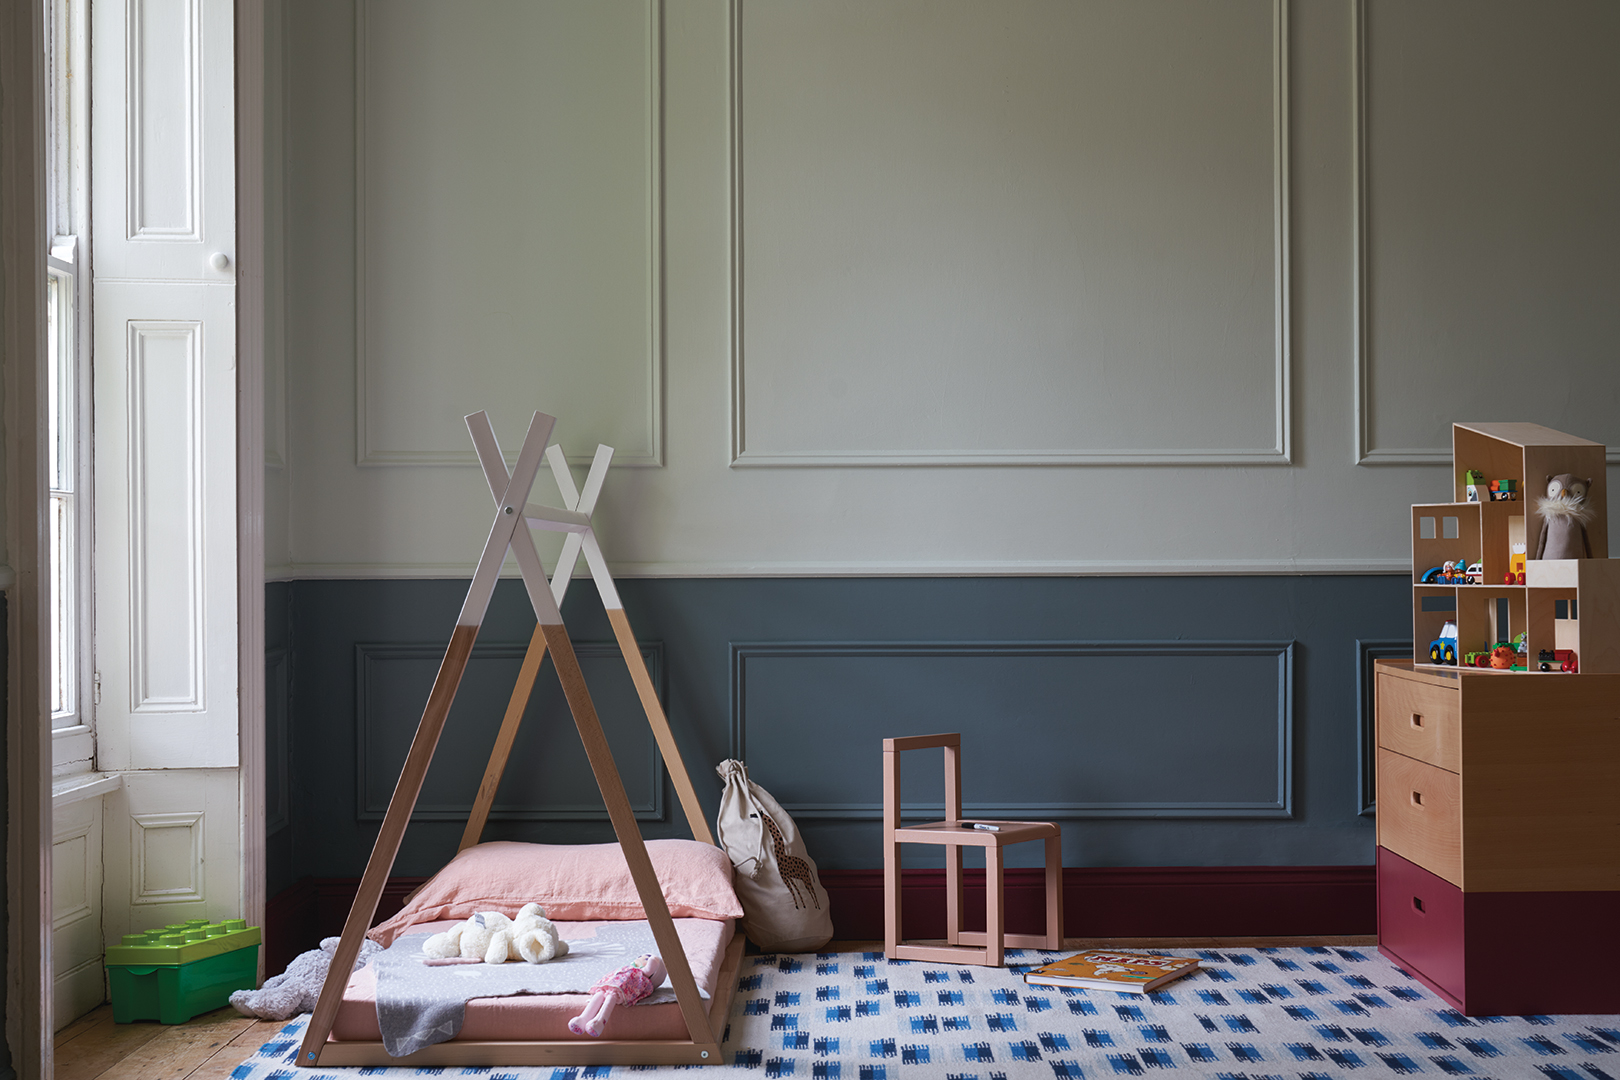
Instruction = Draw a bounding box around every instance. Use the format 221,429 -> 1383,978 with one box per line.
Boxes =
272,0 -> 1620,576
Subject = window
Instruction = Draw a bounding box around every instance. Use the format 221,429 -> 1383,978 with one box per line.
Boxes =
46,0 -> 92,772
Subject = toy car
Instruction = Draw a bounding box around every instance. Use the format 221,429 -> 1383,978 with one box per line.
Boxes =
1428,621 -> 1460,665
1462,650 -> 1494,668
1537,649 -> 1578,673
1464,562 -> 1483,584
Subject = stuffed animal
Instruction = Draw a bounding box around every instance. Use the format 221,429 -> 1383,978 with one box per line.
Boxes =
1534,474 -> 1594,560
506,901 -> 569,963
422,903 -> 569,964
567,953 -> 667,1037
229,936 -> 382,1020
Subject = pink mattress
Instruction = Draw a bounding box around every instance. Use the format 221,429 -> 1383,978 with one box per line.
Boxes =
331,917 -> 736,1043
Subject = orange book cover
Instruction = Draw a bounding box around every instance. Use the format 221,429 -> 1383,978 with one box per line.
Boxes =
1022,950 -> 1200,994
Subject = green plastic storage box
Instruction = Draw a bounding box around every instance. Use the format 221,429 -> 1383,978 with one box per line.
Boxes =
105,919 -> 260,1024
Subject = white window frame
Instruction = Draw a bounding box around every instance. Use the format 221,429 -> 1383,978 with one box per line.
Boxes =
45,0 -> 94,776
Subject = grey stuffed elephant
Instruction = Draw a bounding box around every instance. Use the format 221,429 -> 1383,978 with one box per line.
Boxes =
229,936 -> 382,1020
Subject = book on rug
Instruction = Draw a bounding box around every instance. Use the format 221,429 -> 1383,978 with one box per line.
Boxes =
1022,950 -> 1200,994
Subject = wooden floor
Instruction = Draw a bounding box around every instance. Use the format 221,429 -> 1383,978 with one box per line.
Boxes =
55,1004 -> 285,1080
59,936 -> 1379,1078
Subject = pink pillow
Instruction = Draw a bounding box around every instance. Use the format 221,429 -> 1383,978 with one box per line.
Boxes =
368,840 -> 742,946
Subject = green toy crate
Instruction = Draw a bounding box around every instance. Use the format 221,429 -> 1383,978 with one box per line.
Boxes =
105,919 -> 260,1024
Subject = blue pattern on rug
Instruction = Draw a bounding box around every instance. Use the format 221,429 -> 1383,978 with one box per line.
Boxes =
228,946 -> 1620,1078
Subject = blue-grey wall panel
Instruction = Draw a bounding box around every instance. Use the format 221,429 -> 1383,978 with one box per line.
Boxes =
279,576 -> 1408,879
355,640 -> 664,822
733,642 -> 1292,818
265,581 -> 295,898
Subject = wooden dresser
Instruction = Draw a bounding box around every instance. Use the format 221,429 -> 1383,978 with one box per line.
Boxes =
1375,659 -> 1620,1015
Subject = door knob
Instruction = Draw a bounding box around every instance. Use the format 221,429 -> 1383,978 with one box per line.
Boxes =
210,252 -> 231,271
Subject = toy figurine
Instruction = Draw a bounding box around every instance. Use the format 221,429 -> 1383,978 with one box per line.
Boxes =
1489,645 -> 1515,669
1534,474 -> 1594,560
567,954 -> 667,1038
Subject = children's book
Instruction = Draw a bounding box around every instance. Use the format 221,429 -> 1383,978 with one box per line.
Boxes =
1022,950 -> 1200,994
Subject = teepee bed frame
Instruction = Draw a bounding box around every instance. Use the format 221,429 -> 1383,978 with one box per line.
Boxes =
297,412 -> 742,1069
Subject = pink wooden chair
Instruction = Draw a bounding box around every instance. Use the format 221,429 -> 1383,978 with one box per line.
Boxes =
883,733 -> 1063,966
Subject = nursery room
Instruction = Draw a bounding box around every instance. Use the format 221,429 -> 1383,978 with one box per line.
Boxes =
4,0 -> 1620,1076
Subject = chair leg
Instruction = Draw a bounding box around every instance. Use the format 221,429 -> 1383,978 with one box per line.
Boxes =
884,841 -> 902,961
945,844 -> 963,946
1044,832 -> 1063,949
984,844 -> 1004,968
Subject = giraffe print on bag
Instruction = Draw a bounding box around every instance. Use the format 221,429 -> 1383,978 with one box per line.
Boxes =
757,811 -> 821,910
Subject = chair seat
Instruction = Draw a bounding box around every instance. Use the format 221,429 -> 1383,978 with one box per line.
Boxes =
896,820 -> 1060,846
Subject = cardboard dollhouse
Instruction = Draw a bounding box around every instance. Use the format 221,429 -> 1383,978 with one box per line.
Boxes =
1412,422 -> 1619,674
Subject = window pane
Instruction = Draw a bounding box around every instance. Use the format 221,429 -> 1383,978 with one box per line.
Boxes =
51,493 -> 74,723
47,274 -> 63,491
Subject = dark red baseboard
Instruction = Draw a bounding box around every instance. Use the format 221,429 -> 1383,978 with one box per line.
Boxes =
822,866 -> 1375,942
265,864 -> 1372,974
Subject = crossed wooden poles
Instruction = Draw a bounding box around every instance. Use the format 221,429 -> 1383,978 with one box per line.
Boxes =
299,412 -> 731,1068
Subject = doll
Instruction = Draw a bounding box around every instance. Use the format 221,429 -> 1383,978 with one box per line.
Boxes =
567,954 -> 667,1037
1534,474 -> 1594,560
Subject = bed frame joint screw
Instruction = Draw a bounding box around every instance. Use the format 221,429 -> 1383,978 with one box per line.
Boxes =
504,506 -> 514,515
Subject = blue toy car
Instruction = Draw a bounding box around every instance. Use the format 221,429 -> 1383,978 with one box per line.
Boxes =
1428,620 -> 1459,665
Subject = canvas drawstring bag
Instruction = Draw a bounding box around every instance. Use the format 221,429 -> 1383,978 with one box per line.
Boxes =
715,759 -> 833,952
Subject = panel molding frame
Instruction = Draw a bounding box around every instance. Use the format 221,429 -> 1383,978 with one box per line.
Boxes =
1355,637 -> 1410,816
124,0 -> 203,241
730,639 -> 1295,819
126,318 -> 207,714
351,0 -> 665,469
354,639 -> 667,822
729,0 -> 1292,467
50,819 -> 96,932
130,811 -> 206,906
1350,0 -> 1620,468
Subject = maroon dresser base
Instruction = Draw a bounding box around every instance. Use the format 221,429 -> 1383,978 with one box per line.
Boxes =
1378,848 -> 1620,1016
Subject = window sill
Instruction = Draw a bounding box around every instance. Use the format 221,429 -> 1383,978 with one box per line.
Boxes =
51,771 -> 122,808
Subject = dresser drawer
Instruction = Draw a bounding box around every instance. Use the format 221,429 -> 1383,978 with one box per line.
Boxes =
1377,847 -> 1464,1004
1377,672 -> 1460,773
1376,748 -> 1462,887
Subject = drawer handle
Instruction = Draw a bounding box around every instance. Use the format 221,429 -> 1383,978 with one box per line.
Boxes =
1411,791 -> 1423,807
1411,713 -> 1424,728
1413,896 -> 1425,914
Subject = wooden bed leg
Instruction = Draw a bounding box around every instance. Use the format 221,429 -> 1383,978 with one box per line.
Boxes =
541,621 -> 721,1057
460,621 -> 549,852
298,623 -> 480,1066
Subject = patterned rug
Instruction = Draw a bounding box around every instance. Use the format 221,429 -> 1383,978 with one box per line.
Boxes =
229,946 -> 1620,1079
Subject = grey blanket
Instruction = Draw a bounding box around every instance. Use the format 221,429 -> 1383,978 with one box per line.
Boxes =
373,921 -> 705,1057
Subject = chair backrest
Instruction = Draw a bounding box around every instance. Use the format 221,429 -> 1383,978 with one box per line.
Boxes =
882,733 -> 963,833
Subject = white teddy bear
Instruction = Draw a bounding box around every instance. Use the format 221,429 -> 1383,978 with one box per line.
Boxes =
422,903 -> 569,964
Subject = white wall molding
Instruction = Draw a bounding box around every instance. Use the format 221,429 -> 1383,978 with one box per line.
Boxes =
1353,0 -> 1620,467
1351,0 -> 1443,468
124,0 -> 204,241
267,556 -> 1409,580
730,0 -> 1291,468
130,810 -> 207,906
352,0 -> 664,469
